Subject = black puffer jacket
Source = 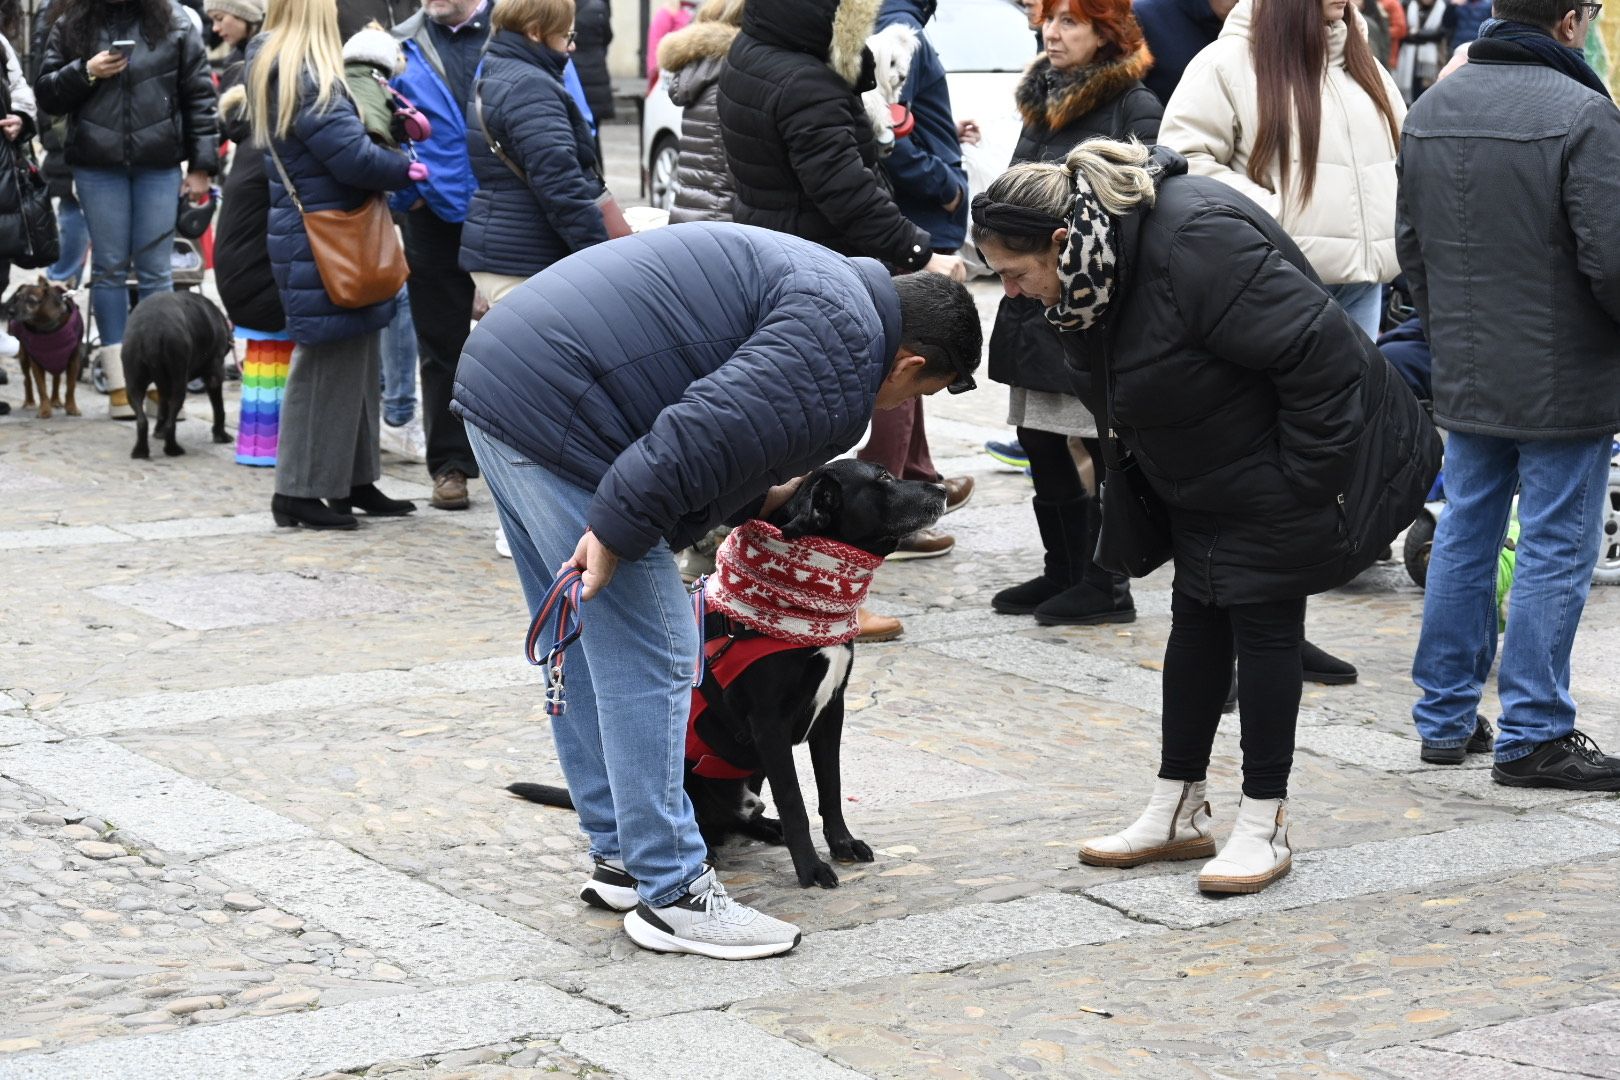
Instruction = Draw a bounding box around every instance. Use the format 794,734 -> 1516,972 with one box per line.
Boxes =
717,0 -> 931,270
1064,149 -> 1439,605
573,0 -> 614,122
28,1 -> 74,200
35,1 -> 218,172
659,19 -> 738,224
989,47 -> 1161,396
213,81 -> 283,333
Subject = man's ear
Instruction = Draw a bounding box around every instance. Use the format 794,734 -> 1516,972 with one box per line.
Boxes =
776,475 -> 841,540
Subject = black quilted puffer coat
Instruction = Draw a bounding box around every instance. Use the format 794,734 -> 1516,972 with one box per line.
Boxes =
717,0 -> 931,270
1063,149 -> 1440,605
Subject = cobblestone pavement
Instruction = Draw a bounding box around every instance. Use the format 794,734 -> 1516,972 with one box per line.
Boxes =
5,202 -> 1620,1075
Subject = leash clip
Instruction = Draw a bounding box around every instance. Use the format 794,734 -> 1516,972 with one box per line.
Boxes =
544,664 -> 567,715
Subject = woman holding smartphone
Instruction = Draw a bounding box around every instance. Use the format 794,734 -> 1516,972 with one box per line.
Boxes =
36,0 -> 218,420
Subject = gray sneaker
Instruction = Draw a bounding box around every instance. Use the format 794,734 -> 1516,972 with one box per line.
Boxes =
579,857 -> 639,913
623,868 -> 801,960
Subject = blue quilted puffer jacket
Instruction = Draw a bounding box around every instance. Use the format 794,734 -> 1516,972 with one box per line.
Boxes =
453,222 -> 903,561
253,47 -> 414,346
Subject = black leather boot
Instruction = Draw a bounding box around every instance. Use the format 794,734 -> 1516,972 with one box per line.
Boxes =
329,483 -> 417,517
1034,494 -> 1136,626
992,498 -> 1074,614
272,493 -> 359,530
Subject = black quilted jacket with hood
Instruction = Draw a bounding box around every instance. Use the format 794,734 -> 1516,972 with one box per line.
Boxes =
717,0 -> 931,269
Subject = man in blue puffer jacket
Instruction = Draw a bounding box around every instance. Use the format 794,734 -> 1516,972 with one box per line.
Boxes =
390,0 -> 491,511
454,221 -> 982,961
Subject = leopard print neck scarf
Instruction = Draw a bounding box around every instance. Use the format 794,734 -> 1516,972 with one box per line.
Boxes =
1042,177 -> 1117,333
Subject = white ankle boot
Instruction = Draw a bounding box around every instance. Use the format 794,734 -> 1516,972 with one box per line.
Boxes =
1198,796 -> 1291,894
101,344 -> 134,420
1079,778 -> 1216,868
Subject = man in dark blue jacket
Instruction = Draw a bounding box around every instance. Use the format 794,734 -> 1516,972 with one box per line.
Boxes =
391,0 -> 491,511
1133,0 -> 1235,103
453,222 -> 982,960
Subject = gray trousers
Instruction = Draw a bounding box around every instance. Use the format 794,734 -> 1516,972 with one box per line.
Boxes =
274,332 -> 382,500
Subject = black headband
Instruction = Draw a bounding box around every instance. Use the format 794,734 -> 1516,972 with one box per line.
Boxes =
970,193 -> 1068,238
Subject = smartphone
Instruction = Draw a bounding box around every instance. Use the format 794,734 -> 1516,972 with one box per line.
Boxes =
109,39 -> 136,58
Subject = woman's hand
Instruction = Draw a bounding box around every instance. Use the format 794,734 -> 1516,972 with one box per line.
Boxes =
925,252 -> 967,282
87,50 -> 130,79
956,119 -> 981,145
182,170 -> 210,199
563,530 -> 619,600
0,115 -> 21,141
759,476 -> 805,518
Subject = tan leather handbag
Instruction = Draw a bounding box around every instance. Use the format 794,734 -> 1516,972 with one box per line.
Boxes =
266,141 -> 410,309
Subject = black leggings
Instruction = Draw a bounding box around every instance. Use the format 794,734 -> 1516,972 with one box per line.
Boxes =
1018,426 -> 1100,503
1159,589 -> 1307,800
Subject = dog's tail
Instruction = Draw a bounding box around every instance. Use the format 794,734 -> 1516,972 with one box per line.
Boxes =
506,782 -> 575,810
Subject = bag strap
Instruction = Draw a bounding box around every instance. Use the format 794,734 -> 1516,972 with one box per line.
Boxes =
264,138 -> 306,214
473,66 -> 529,186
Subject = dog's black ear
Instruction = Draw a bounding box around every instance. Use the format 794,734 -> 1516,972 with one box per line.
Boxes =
775,475 -> 841,540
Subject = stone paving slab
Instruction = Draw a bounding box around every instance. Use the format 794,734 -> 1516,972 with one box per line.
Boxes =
0,738 -> 310,856
1085,816 -> 1620,929
205,840 -> 581,982
0,525 -> 128,551
0,717 -> 60,747
91,571 -> 414,631
1359,1046 -> 1583,1079
565,893 -> 1143,1018
1565,800 -> 1620,827
1415,998 -> 1620,1078
0,981 -> 616,1080
563,1012 -> 872,1080
1294,725 -> 1489,774
922,634 -> 1164,710
1408,768 -> 1605,810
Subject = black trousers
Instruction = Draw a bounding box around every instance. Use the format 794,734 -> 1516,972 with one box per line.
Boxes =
403,208 -> 478,481
1018,427 -> 1099,503
1159,589 -> 1306,800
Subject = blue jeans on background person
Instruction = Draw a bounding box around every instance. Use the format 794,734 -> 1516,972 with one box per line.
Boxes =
1326,281 -> 1383,341
73,166 -> 181,345
380,288 -> 418,427
467,423 -> 709,907
47,195 -> 90,286
1412,431 -> 1613,762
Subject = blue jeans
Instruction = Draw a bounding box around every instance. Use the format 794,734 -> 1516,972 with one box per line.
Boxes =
1326,281 -> 1383,341
47,195 -> 90,286
1412,431 -> 1613,761
467,424 -> 708,906
74,166 -> 180,345
380,288 -> 417,427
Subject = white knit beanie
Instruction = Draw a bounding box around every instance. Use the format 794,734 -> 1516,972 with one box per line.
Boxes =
206,0 -> 266,25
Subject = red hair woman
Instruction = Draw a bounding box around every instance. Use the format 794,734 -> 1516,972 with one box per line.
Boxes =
987,0 -> 1161,626
1159,0 -> 1405,339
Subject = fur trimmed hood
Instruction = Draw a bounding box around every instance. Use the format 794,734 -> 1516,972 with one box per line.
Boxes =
1015,44 -> 1155,131
343,25 -> 403,74
658,20 -> 740,72
741,0 -> 880,86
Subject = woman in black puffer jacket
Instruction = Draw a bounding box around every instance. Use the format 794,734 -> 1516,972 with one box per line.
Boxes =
571,0 -> 613,126
656,0 -> 744,224
988,0 -> 1160,627
36,0 -> 218,419
458,0 -> 608,305
972,141 -> 1438,896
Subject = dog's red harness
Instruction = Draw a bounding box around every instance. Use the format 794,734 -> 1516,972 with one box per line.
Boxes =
9,302 -> 83,376
686,631 -> 801,779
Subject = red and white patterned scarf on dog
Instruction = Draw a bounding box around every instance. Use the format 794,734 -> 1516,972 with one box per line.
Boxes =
706,519 -> 883,647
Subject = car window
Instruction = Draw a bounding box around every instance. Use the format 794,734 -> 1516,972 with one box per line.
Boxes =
927,0 -> 1037,73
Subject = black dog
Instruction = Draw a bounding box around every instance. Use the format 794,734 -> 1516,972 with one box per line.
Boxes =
509,459 -> 947,889
123,292 -> 234,459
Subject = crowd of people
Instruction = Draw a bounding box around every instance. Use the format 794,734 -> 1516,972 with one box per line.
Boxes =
0,0 -> 1615,963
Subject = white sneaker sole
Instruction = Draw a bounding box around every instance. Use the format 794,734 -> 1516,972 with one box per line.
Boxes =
578,880 -> 639,913
623,909 -> 801,960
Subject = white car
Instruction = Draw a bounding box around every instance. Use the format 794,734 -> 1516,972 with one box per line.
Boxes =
641,0 -> 1036,220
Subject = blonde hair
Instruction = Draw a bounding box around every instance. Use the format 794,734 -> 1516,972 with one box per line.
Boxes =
492,0 -> 573,37
972,138 -> 1157,251
248,0 -> 347,144
694,0 -> 746,26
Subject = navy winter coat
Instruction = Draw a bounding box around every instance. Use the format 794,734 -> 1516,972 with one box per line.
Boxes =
876,0 -> 967,251
453,223 -> 902,561
459,31 -> 608,277
252,49 -> 414,345
1132,0 -> 1222,104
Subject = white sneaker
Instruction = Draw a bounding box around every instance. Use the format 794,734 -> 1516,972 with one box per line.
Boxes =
623,867 -> 801,960
379,416 -> 427,463
495,527 -> 512,559
0,331 -> 18,358
579,857 -> 640,912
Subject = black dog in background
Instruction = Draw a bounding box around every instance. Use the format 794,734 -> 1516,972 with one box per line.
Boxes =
123,292 -> 234,459
509,459 -> 947,890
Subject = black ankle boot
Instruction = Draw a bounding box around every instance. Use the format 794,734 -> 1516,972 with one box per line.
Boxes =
272,493 -> 359,530
1301,640 -> 1357,685
992,498 -> 1074,614
329,483 -> 417,517
1032,494 -> 1135,626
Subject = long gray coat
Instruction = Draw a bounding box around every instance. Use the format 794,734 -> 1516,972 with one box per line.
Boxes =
1396,46 -> 1620,440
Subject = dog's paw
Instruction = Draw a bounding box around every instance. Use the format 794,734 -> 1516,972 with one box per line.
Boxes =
797,860 -> 840,889
163,443 -> 186,457
65,404 -> 81,417
131,445 -> 150,459
828,837 -> 874,863
36,406 -> 51,419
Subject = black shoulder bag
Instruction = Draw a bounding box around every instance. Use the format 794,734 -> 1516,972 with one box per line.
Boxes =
0,49 -> 59,269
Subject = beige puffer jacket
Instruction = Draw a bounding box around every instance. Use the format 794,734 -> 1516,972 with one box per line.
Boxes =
1158,0 -> 1406,285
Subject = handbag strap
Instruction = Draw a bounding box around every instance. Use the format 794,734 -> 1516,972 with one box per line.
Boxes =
264,138 -> 306,215
474,67 -> 529,186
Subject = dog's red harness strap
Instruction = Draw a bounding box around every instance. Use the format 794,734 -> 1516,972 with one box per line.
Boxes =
686,634 -> 803,779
